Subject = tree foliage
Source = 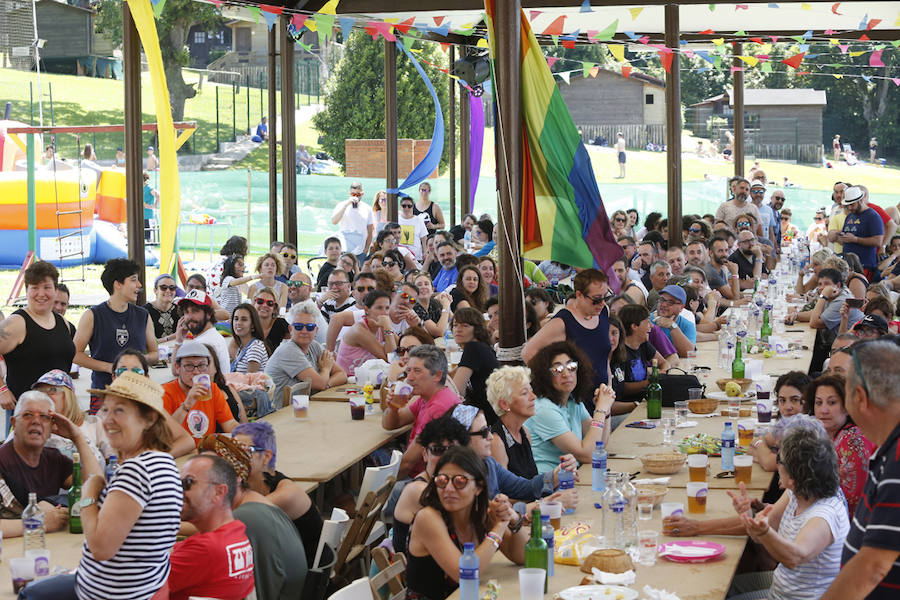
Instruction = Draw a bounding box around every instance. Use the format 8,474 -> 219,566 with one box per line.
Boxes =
312,31 -> 450,171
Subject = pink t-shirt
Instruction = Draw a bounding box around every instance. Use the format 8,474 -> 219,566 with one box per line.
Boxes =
408,386 -> 461,444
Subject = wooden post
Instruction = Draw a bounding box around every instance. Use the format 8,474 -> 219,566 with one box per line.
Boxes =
449,45 -> 457,227
460,85 -> 471,224
267,24 -> 278,244
733,41 -> 745,177
494,0 -> 524,363
664,3 -> 683,248
123,2 -> 146,303
247,168 -> 252,245
385,40 -> 399,223
281,17 -> 297,247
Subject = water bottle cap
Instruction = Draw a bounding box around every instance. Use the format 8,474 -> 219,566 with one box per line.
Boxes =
597,441 -> 604,448
463,542 -> 474,551
541,514 -> 550,522
725,421 -> 732,426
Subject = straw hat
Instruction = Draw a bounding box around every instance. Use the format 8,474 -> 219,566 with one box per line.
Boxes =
199,434 -> 252,480
87,371 -> 167,420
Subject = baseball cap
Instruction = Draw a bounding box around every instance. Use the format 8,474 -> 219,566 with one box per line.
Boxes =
32,369 -> 75,391
853,314 -> 888,334
147,146 -> 154,151
660,284 -> 687,305
176,289 -> 212,307
87,371 -> 167,421
842,186 -> 864,205
174,340 -> 212,361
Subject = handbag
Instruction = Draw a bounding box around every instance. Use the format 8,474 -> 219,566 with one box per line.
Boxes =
658,367 -> 703,407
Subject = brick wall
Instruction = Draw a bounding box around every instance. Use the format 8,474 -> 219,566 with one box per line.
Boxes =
345,139 -> 438,179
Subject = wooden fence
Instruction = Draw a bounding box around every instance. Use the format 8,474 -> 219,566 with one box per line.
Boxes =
578,124 -> 667,149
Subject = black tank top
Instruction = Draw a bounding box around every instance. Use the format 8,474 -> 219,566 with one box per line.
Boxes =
413,201 -> 438,231
491,420 -> 538,478
4,310 -> 76,398
406,516 -> 463,600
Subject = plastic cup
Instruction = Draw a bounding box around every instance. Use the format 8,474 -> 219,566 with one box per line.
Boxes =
192,373 -> 211,401
10,557 -> 34,594
674,400 -> 689,425
686,482 -> 708,514
728,397 -> 741,417
738,419 -> 756,446
637,530 -> 659,566
688,388 -> 703,400
540,500 -> 563,530
291,395 -> 309,419
756,397 -> 772,423
661,411 -> 676,445
390,381 -> 413,410
687,454 -> 708,482
660,502 -> 684,535
349,396 -> 365,420
449,351 -> 463,367
25,548 -> 49,578
518,568 -> 546,600
684,350 -> 698,372
734,455 -> 753,486
638,502 -> 653,521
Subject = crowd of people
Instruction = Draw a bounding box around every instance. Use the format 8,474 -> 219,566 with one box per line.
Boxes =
0,174 -> 899,599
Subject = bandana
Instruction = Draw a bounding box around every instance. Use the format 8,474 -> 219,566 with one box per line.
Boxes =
451,404 -> 479,430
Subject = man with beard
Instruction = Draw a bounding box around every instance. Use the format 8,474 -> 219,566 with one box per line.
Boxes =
636,240 -> 660,291
686,238 -> 741,303
287,272 -> 327,344
666,246 -> 686,276
612,256 -> 646,305
733,212 -> 777,271
839,185 -> 885,277
173,290 -> 231,373
715,177 -> 763,237
729,230 -> 767,287
75,258 -> 158,414
650,285 -> 696,357
163,342 -> 239,442
432,241 -> 459,293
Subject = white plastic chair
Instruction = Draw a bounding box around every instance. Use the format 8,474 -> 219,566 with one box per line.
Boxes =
357,450 -> 402,545
326,577 -> 372,600
311,507 -> 350,571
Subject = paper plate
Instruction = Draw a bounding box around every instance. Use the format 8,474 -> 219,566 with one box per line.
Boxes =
557,585 -> 639,600
657,540 -> 726,563
705,391 -> 754,402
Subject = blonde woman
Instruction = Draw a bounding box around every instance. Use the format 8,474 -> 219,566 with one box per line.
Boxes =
487,366 -> 539,478
249,253 -> 288,309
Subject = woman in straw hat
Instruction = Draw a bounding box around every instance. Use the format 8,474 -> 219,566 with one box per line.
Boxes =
74,371 -> 184,599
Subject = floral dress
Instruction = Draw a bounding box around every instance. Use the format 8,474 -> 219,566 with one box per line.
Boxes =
833,423 -> 877,516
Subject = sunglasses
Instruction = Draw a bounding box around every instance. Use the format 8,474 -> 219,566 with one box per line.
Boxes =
400,292 -> 415,301
426,444 -> 452,456
291,322 -> 317,331
434,473 -> 473,490
396,345 -> 413,356
419,187 -> 430,192
350,191 -> 364,197
751,189 -> 765,194
815,217 -> 824,221
254,298 -> 277,307
157,284 -> 177,292
401,204 -> 414,209
356,285 -> 375,293
115,366 -> 146,377
780,216 -> 790,221
688,227 -> 702,234
286,280 -> 310,288
736,221 -> 752,227
281,252 -> 297,260
383,261 -> 397,268
470,426 -> 491,439
550,360 -> 578,375
181,475 -> 211,491
614,218 -> 626,223
587,292 -> 614,305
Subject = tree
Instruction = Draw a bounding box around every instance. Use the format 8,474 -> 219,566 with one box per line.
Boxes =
312,31 -> 450,171
95,0 -> 221,123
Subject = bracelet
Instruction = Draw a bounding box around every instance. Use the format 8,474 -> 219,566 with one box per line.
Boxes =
0,385 -> 7,394
180,402 -> 189,412
591,419 -> 605,428
485,531 -> 503,549
751,439 -> 763,449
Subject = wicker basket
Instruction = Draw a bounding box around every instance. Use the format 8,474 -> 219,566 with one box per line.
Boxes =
716,378 -> 754,393
635,483 -> 668,507
580,548 -> 634,574
640,452 -> 686,475
688,398 -> 719,414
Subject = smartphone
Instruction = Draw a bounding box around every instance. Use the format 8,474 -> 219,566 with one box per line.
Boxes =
845,298 -> 864,309
625,421 -> 657,429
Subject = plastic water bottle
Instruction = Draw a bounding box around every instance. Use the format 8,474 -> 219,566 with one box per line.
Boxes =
721,422 -> 736,471
541,515 -> 555,578
22,492 -> 45,551
106,455 -> 119,483
551,273 -> 559,288
592,441 -> 607,492
458,542 -> 479,600
602,474 -> 626,549
620,475 -> 638,548
557,458 -> 575,514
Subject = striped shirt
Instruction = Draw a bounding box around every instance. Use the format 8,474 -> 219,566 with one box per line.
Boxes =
76,451 -> 183,600
769,490 -> 849,600
842,422 -> 900,599
232,338 -> 268,373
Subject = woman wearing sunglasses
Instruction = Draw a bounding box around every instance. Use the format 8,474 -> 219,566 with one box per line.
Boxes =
392,416 -> 470,554
406,446 -> 527,600
252,288 -> 290,356
215,254 -> 260,315
249,253 -> 288,310
413,273 -> 453,338
450,308 -> 499,424
386,326 -> 434,383
144,274 -> 180,343
381,248 -> 407,285
526,341 -> 614,473
335,290 -> 397,376
611,210 -> 629,239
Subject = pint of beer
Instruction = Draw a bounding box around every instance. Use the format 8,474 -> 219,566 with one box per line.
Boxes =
292,395 -> 309,419
390,381 -> 413,410
686,482 -> 707,514
687,454 -> 708,482
737,420 -> 755,446
192,374 -> 211,401
734,456 -> 753,486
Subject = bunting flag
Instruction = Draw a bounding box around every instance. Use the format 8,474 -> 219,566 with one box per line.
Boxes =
870,49 -> 885,66
629,7 -> 643,20
607,44 -> 625,62
558,71 -> 571,84
580,0 -> 592,13
593,19 -> 618,41
543,16 -> 566,36
261,10 -> 277,30
781,52 -> 805,68
659,51 -> 674,73
483,0 -> 621,277
621,65 -> 632,77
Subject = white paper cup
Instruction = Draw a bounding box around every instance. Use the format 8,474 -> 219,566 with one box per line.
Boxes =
687,454 -> 708,468
291,394 -> 309,419
449,351 -> 463,366
25,548 -> 49,578
661,502 -> 684,518
518,568 -> 546,600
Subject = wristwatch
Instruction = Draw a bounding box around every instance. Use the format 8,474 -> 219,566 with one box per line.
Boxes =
80,496 -> 98,509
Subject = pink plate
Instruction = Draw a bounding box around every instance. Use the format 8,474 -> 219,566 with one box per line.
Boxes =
657,540 -> 726,563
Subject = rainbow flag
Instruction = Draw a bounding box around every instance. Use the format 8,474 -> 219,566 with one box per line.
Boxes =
484,2 -> 620,275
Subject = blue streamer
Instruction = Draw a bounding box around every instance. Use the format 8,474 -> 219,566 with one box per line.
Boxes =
386,40 -> 445,196
262,10 -> 277,31
339,17 -> 355,39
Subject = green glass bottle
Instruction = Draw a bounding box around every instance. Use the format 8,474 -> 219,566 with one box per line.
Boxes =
760,306 -> 772,342
646,359 -> 662,420
524,508 -> 549,592
68,452 -> 82,534
732,336 -> 745,379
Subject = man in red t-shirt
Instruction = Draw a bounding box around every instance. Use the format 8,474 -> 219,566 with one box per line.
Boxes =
163,341 -> 238,444
169,454 -> 255,600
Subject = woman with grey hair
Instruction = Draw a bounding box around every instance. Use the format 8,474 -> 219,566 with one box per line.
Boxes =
794,248 -> 832,298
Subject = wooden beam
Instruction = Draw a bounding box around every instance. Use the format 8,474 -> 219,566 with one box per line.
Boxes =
665,3 -> 682,248
281,16 -> 298,247
448,45 -> 456,228
123,2 -> 145,303
733,41 -> 745,177
385,40 -> 399,224
5,123 -> 197,134
460,85 -> 470,224
494,0 -> 525,363
301,0 -> 802,11
268,24 -> 278,244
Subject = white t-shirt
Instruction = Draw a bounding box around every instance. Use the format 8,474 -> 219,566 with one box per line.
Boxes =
191,327 -> 233,374
332,199 -> 375,254
397,214 -> 428,260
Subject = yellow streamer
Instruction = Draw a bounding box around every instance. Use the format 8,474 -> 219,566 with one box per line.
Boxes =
738,55 -> 759,67
319,0 -> 340,15
850,50 -> 866,57
829,38 -> 839,45
629,7 -> 643,20
125,0 -> 180,275
712,38 -> 725,46
607,44 -> 625,62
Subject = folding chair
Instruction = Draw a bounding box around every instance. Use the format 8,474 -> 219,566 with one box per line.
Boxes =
356,450 -> 402,545
332,477 -> 395,589
325,577 -> 372,600
369,547 -> 407,600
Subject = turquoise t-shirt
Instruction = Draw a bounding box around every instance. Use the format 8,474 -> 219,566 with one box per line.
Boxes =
525,396 -> 591,473
143,184 -> 155,219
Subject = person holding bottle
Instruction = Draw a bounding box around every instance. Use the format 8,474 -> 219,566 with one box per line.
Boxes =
405,446 -> 528,599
